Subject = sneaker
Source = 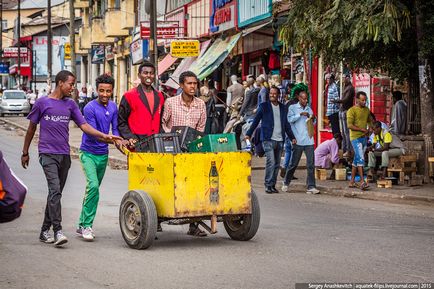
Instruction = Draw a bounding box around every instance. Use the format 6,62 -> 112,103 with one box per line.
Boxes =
281,184 -> 289,192
82,227 -> 94,241
307,188 -> 320,194
39,230 -> 55,244
76,226 -> 83,235
54,230 -> 68,246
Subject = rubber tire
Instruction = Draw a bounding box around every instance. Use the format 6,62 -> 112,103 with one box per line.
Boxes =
223,191 -> 260,241
119,190 -> 158,249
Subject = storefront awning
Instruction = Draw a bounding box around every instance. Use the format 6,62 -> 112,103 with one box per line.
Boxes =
189,33 -> 241,80
163,40 -> 211,89
242,20 -> 272,36
158,54 -> 177,76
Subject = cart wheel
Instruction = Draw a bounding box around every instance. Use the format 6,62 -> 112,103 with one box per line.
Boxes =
119,190 -> 157,249
223,191 -> 260,241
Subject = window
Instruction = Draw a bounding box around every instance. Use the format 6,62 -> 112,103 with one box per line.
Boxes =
2,20 -> 7,31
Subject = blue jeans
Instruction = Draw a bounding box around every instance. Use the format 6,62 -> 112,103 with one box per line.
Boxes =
284,144 -> 316,189
281,136 -> 292,169
263,140 -> 284,187
351,137 -> 367,167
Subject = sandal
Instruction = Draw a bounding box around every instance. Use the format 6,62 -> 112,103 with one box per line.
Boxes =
348,182 -> 357,188
359,182 -> 369,190
187,227 -> 207,237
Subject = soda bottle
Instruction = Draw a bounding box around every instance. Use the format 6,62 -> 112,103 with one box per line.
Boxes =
209,161 -> 219,204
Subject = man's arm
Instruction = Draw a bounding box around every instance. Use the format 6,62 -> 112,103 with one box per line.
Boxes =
79,123 -> 121,143
161,99 -> 172,133
330,141 -> 340,164
21,122 -> 37,169
288,105 -> 301,123
245,105 -> 263,138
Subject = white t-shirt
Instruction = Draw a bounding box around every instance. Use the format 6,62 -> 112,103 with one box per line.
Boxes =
271,104 -> 283,141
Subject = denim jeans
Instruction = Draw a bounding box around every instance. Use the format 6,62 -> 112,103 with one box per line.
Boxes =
351,137 -> 367,167
339,110 -> 351,153
39,153 -> 71,233
262,140 -> 284,187
281,136 -> 293,169
284,144 -> 316,189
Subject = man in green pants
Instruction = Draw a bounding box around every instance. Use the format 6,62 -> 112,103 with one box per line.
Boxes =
77,74 -> 125,241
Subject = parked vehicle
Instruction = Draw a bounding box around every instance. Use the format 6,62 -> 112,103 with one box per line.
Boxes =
0,90 -> 30,117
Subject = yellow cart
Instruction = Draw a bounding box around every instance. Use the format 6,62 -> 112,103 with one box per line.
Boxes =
119,151 -> 260,249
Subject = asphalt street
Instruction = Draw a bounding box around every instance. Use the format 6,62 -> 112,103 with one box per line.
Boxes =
0,126 -> 433,289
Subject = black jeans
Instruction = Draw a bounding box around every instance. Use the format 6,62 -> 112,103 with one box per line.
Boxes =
328,112 -> 340,135
39,154 -> 71,233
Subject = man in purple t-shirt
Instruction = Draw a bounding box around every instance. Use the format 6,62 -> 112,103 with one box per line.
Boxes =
76,74 -> 125,241
21,70 -> 121,247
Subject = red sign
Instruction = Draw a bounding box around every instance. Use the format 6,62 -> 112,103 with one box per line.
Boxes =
140,21 -> 179,39
2,47 -> 28,58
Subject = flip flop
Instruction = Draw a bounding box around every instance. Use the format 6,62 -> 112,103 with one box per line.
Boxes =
359,182 -> 370,190
348,182 -> 357,188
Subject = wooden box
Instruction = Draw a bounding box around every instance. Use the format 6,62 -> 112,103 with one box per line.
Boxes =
315,169 -> 328,180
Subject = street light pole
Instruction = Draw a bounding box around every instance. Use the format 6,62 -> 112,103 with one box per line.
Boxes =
149,0 -> 158,87
47,0 -> 52,88
17,0 -> 21,88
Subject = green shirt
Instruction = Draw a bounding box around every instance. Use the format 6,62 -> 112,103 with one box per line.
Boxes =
347,106 -> 372,140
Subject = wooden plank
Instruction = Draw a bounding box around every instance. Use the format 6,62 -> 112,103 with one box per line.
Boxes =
387,167 -> 417,173
377,180 -> 392,188
399,155 -> 418,162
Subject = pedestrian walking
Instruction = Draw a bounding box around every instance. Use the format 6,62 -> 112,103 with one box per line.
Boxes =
326,74 -> 340,135
161,70 -> 207,237
347,91 -> 373,190
21,70 -> 121,247
282,91 -> 320,194
76,74 -> 125,241
245,86 -> 295,194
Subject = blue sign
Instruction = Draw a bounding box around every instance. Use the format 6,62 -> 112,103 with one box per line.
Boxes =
0,62 -> 9,74
210,0 -> 233,33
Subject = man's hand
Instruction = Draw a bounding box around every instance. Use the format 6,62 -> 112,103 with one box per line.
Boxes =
21,154 -> 29,169
101,134 -> 123,143
300,112 -> 310,117
292,139 -> 297,145
114,139 -> 129,155
128,138 -> 138,148
244,136 -> 251,141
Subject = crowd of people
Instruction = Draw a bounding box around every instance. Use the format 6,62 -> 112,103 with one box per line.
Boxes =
18,62 -> 408,247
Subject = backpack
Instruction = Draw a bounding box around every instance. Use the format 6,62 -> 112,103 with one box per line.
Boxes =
0,150 -> 27,223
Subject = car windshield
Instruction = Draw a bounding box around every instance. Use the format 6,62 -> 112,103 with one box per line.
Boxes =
3,92 -> 26,100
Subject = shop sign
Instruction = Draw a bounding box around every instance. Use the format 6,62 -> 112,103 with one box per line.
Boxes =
0,62 -> 9,75
32,36 -> 69,76
354,73 -> 371,108
130,39 -> 149,65
91,45 -> 105,64
210,0 -> 235,33
2,47 -> 28,58
105,45 -> 115,61
170,40 -> 200,58
140,21 -> 180,39
64,43 -> 71,60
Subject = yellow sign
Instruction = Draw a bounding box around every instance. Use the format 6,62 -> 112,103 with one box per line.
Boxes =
64,43 -> 71,60
170,40 -> 200,58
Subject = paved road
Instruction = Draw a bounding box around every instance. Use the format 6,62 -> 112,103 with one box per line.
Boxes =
0,127 -> 433,289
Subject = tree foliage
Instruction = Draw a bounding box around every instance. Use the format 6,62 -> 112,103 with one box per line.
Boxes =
279,0 -> 422,81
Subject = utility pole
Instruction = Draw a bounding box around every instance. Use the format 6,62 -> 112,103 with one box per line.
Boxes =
17,0 -> 21,88
149,0 -> 158,86
0,0 -> 3,63
47,0 -> 52,88
69,0 -> 76,77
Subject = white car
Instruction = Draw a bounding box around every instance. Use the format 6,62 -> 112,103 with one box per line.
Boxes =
0,90 -> 31,117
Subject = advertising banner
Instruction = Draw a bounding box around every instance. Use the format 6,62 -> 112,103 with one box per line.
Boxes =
91,45 -> 105,64
32,36 -> 70,76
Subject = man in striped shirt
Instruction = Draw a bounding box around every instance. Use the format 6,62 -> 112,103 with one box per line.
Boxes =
326,74 -> 340,135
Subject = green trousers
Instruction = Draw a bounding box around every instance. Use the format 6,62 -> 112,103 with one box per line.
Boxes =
78,150 -> 108,228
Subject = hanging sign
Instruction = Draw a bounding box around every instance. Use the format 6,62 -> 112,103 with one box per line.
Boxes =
170,40 -> 200,58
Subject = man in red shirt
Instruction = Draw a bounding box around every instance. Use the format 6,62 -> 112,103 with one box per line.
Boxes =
118,61 -> 165,146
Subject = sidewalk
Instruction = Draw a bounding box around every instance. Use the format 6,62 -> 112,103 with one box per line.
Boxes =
2,116 -> 433,206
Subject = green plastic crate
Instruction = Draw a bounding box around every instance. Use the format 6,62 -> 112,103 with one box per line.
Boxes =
187,133 -> 237,152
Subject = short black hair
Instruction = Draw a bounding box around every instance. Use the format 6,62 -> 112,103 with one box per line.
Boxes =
95,73 -> 115,89
356,91 -> 367,98
179,71 -> 197,84
138,61 -> 155,74
55,70 -> 75,86
270,85 -> 280,95
374,121 -> 383,129
333,133 -> 343,140
392,91 -> 403,101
